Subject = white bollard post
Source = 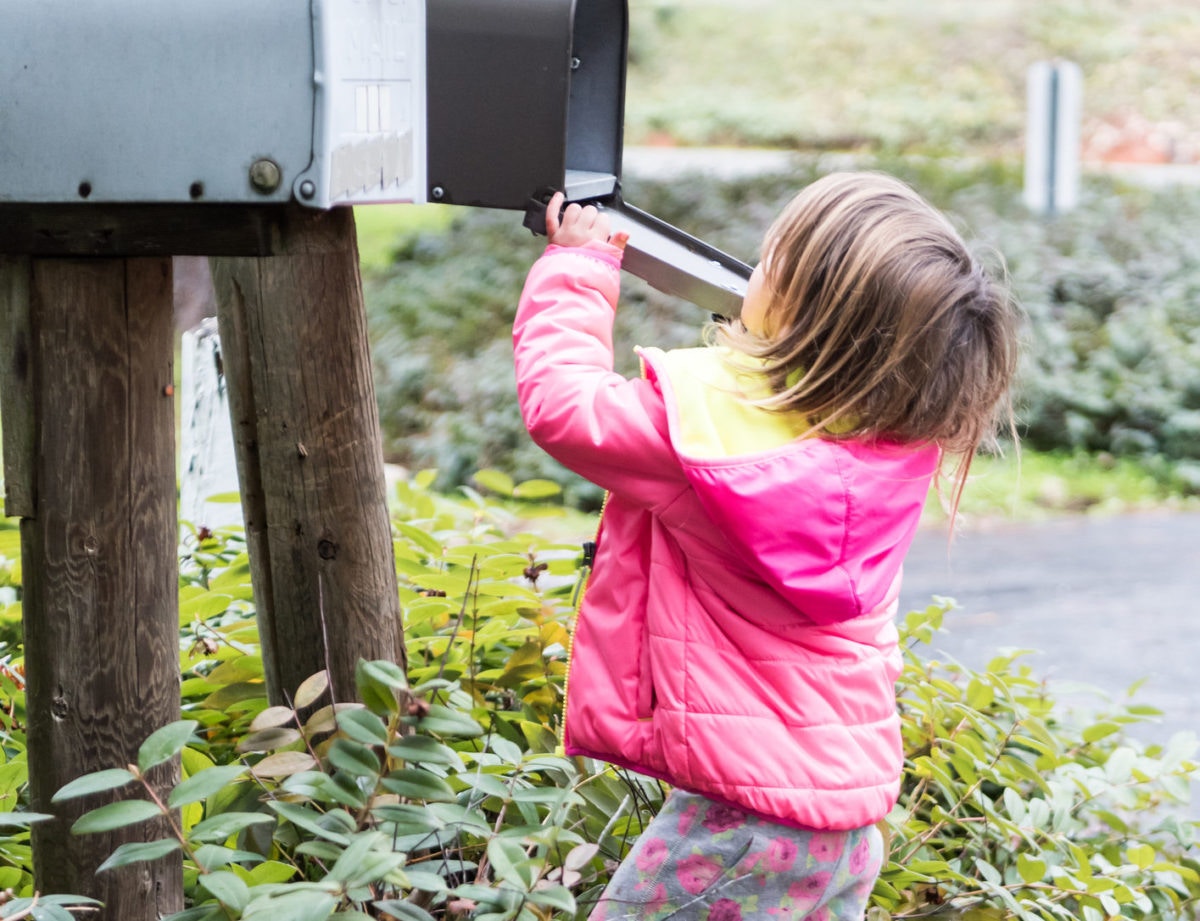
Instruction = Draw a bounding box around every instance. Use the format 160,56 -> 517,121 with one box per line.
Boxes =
1024,60 -> 1083,216
180,317 -> 243,530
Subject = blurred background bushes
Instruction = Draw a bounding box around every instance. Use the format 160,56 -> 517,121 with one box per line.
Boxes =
364,161 -> 1200,504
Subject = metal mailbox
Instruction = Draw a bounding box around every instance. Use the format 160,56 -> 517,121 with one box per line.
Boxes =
0,0 -> 749,314
0,0 -> 426,209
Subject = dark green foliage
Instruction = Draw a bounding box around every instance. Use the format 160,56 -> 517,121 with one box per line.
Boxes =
939,175 -> 1200,477
34,481 -> 1200,920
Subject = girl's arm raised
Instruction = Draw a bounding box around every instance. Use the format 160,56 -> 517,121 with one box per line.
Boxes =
513,229 -> 685,509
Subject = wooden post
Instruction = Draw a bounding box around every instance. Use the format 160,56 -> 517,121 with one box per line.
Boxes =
211,206 -> 404,705
0,256 -> 183,918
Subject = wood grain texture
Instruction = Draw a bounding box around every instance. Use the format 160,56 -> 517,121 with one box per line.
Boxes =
212,207 -> 404,705
0,257 -> 35,517
15,258 -> 182,919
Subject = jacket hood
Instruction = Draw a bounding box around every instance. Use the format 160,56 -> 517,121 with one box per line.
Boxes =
641,346 -> 939,625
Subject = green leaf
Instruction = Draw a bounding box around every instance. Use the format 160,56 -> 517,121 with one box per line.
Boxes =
965,678 -> 994,710
3,900 -> 100,921
179,589 -> 234,622
162,904 -> 226,921
327,739 -> 380,778
395,523 -> 445,559
280,770 -> 365,809
199,870 -> 252,911
370,901 -> 436,921
237,727 -> 303,753
52,768 -> 137,803
412,469 -> 438,490
33,896 -> 104,908
472,470 -> 515,497
380,769 -> 457,803
405,704 -> 483,738
402,870 -> 449,893
327,838 -> 406,887
335,708 -> 388,746
1105,746 -> 1137,783
203,492 -> 242,504
487,836 -> 532,887
1017,854 -> 1047,884
526,885 -> 575,912
202,681 -> 268,711
138,720 -> 199,773
181,745 -> 216,778
0,810 -> 53,827
512,479 -> 562,500
975,859 -> 1001,886
387,735 -> 463,768
241,890 -> 338,921
358,658 -> 409,692
352,657 -> 410,714
269,802 -> 352,845
245,860 -> 298,885
192,844 -> 268,872
168,765 -> 249,809
71,799 -> 163,835
451,885 -> 521,910
1083,721 -> 1122,743
1127,843 -> 1155,869
187,811 -> 276,844
97,838 -> 181,872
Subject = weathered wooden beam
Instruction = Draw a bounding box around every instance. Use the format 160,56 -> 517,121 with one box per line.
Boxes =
211,206 -> 404,705
0,203 -> 350,258
0,257 -> 183,919
0,257 -> 35,518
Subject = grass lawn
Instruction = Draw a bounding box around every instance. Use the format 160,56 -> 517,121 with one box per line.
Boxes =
625,0 -> 1200,160
928,449 -> 1199,527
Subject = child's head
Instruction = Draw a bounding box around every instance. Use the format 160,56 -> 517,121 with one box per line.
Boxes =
722,171 -> 1021,462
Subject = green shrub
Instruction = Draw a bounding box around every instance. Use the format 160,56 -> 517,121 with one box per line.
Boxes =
884,602 -> 1199,920
942,176 -> 1200,467
25,476 -> 1197,920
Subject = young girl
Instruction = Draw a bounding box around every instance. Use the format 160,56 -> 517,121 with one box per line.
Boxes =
512,173 -> 1020,921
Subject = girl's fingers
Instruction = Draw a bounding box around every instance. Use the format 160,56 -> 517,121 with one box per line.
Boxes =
589,209 -> 610,238
546,195 -> 625,248
545,191 -> 565,238
609,230 -> 630,250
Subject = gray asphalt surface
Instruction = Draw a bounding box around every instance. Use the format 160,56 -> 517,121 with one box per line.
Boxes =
899,511 -> 1200,747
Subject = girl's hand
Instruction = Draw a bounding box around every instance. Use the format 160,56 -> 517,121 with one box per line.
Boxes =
545,191 -> 629,250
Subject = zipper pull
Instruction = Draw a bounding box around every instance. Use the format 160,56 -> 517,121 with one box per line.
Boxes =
570,540 -> 597,610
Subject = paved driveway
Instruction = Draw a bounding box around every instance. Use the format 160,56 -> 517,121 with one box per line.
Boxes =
899,511 -> 1200,746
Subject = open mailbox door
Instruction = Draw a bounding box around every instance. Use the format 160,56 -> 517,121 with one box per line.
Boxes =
0,0 -> 751,315
426,0 -> 752,317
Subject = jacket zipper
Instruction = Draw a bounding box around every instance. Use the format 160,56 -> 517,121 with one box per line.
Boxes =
557,494 -> 607,754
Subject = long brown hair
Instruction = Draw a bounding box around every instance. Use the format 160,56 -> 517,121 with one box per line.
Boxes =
717,172 -> 1021,510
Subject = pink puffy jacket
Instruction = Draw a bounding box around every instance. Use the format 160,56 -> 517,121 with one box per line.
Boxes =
514,242 -> 939,831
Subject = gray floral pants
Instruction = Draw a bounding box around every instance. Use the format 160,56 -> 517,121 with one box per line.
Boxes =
588,790 -> 883,921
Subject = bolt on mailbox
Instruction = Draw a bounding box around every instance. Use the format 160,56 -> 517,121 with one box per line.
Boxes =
0,0 -> 749,314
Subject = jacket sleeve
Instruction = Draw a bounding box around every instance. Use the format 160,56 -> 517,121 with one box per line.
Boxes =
513,242 -> 687,507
